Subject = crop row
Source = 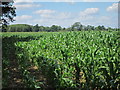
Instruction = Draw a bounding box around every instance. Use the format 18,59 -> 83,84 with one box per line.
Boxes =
11,31 -> 120,89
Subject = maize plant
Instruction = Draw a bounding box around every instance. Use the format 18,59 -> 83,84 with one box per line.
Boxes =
3,31 -> 119,89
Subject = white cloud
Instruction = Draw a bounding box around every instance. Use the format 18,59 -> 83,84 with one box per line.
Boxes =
12,2 -> 117,28
34,9 -> 56,14
80,8 -> 99,16
34,9 -> 73,20
74,15 -> 117,28
83,0 -> 118,2
14,3 -> 41,9
34,9 -> 56,18
15,15 -> 32,21
54,0 -> 75,4
12,15 -> 33,25
40,14 -> 52,18
14,10 -> 117,28
93,16 -> 111,25
54,0 -> 74,2
14,0 -> 119,2
31,11 -> 75,27
106,3 -> 118,12
32,17 -> 75,27
83,0 -> 96,2
14,0 -> 31,3
13,13 -> 117,28
57,12 -> 72,19
33,10 -> 73,24
94,16 -> 117,28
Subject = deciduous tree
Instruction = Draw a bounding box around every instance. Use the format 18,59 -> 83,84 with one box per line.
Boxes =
0,0 -> 16,32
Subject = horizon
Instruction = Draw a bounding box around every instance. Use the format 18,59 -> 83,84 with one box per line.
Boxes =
11,1 -> 118,28
9,23 -> 117,29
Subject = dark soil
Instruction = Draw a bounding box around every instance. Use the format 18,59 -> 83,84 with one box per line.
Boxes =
4,58 -> 47,89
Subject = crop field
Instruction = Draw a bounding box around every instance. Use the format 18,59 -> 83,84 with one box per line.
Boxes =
2,31 -> 120,89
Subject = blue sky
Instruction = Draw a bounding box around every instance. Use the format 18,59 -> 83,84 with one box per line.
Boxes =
12,0 -> 118,28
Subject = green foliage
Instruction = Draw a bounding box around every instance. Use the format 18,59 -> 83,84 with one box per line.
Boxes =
5,22 -> 118,32
12,31 -> 119,89
1,1 -> 16,32
71,22 -> 83,31
2,34 -> 43,88
7,24 -> 33,32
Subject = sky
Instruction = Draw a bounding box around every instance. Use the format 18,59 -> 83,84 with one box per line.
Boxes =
11,0 -> 119,28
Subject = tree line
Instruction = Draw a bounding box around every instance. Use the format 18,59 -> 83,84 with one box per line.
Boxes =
3,22 -> 118,32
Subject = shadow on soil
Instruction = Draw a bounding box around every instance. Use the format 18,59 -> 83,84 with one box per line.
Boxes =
2,35 -> 43,88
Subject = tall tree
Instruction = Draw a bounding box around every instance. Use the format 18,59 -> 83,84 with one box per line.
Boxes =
33,24 -> 39,32
97,25 -> 106,30
71,22 -> 83,31
50,25 -> 62,32
86,25 -> 95,30
39,26 -> 45,32
0,0 -> 16,32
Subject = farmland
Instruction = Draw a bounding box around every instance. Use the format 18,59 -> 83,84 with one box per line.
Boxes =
2,31 -> 120,89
